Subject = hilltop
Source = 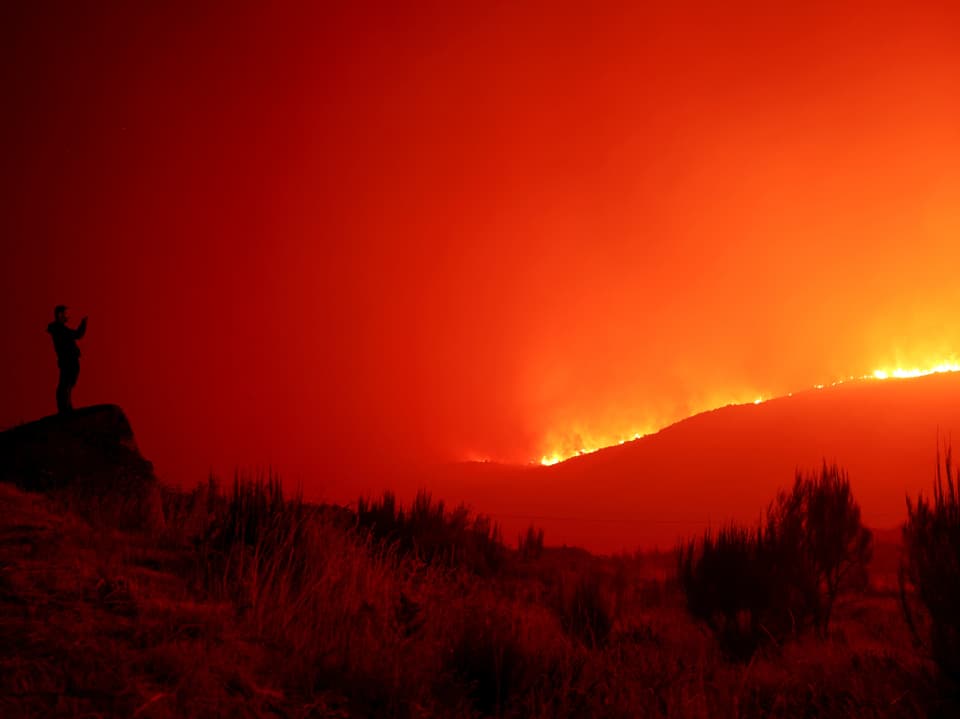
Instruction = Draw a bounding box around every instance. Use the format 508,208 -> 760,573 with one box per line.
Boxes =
395,372 -> 960,552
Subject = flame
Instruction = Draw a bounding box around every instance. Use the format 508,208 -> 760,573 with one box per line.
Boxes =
539,431 -> 646,466
535,358 -> 960,467
872,362 -> 960,380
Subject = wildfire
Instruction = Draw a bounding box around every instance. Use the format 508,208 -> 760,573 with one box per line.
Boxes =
539,431 -> 646,466
871,362 -> 960,380
536,358 -> 960,467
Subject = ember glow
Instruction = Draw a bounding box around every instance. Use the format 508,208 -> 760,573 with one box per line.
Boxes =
537,359 -> 960,466
873,362 -> 960,380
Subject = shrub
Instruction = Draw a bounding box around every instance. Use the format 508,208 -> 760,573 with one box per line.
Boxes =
518,524 -> 545,560
160,473 -> 220,543
356,489 -> 504,574
447,604 -> 529,716
677,524 -> 779,660
557,573 -> 613,648
194,470 -> 306,599
775,463 -> 873,633
203,470 -> 291,550
678,463 -> 872,658
901,447 -> 960,682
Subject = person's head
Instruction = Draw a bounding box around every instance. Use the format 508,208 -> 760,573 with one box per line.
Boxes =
54,305 -> 68,324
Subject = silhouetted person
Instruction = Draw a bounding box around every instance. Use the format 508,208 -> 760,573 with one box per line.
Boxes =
48,305 -> 87,414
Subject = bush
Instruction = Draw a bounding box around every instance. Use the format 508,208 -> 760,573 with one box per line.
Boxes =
677,524 -> 781,660
194,470 -> 307,599
447,604 -> 529,716
901,447 -> 960,682
776,463 -> 873,633
678,463 -> 872,659
204,470 -> 288,549
518,524 -> 545,560
556,573 -> 613,648
356,489 -> 505,575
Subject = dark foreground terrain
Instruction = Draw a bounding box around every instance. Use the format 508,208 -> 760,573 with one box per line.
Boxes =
0,407 -> 953,718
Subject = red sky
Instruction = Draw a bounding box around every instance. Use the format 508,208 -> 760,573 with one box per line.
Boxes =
3,2 -> 960,498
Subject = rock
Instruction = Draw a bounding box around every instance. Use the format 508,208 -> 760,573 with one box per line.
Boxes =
0,405 -> 164,532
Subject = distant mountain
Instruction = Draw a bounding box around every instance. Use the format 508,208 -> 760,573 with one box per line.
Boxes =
395,372 -> 960,553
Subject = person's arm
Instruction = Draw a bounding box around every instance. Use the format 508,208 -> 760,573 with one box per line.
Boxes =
74,317 -> 87,339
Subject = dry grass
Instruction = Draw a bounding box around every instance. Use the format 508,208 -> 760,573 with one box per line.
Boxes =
0,475 -> 951,718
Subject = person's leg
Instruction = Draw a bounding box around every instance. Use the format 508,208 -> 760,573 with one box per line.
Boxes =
66,363 -> 79,411
56,366 -> 68,414
58,362 -> 79,414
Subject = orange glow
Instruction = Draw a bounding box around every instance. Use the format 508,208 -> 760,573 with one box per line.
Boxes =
535,359 -> 960,466
872,362 -> 960,380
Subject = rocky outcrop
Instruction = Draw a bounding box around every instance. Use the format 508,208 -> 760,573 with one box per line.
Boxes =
0,405 -> 164,531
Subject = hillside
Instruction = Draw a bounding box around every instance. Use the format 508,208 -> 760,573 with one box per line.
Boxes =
397,373 -> 960,552
0,481 -> 358,718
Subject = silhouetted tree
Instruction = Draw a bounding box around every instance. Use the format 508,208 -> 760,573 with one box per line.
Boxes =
775,463 -> 873,634
678,463 -> 872,658
901,447 -> 960,682
518,524 -> 544,560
